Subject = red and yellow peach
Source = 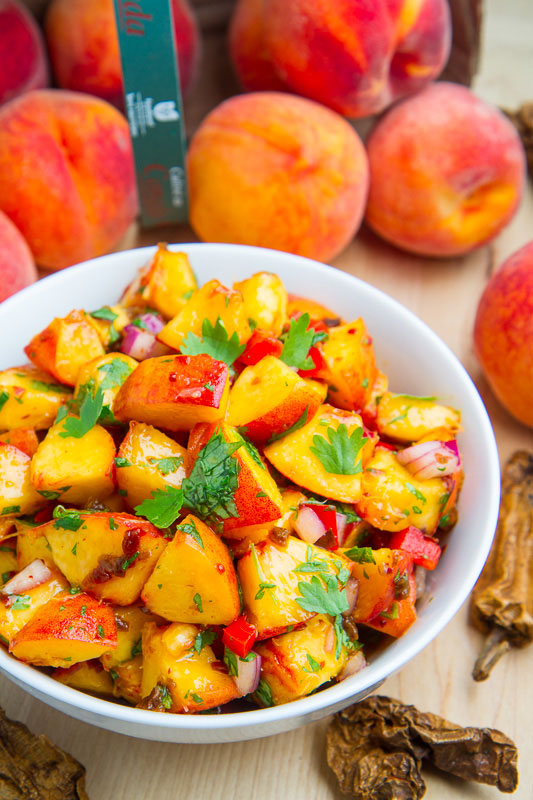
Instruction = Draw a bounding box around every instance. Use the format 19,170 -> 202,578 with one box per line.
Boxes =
0,0 -> 49,106
0,210 -> 37,302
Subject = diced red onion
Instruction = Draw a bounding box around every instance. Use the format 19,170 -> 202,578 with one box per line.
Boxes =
396,440 -> 460,481
137,313 -> 164,334
338,650 -> 367,681
324,626 -> 335,655
2,559 -> 51,596
336,513 -> 348,546
444,439 -> 461,468
234,652 -> 262,696
121,325 -> 168,361
294,506 -> 326,544
343,576 -> 359,616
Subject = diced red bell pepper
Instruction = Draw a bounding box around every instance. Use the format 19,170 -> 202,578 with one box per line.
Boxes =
389,526 -> 442,570
297,345 -> 327,379
301,502 -> 339,549
237,330 -> 283,366
221,615 -> 257,657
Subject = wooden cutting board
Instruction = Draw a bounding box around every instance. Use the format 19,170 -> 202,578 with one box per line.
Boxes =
4,1 -> 533,798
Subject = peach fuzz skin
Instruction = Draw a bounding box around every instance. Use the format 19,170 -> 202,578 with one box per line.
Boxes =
45,0 -> 200,108
365,83 -> 526,257
474,240 -> 533,427
229,0 -> 451,118
0,211 -> 37,302
0,89 -> 138,271
0,0 -> 49,106
187,92 -> 369,263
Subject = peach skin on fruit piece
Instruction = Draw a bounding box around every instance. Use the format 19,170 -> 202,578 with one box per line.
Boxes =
341,547 -> 414,623
186,92 -> 369,263
25,310 -> 105,387
237,535 -> 352,639
362,571 -> 417,638
0,89 -> 137,271
264,404 -> 376,503
30,416 -> 115,506
101,605 -> 160,670
0,428 -> 39,458
0,209 -> 38,302
186,422 -> 283,532
254,614 -> 350,706
0,562 -> 68,644
142,514 -> 240,625
0,365 -> 71,431
376,392 -> 461,443
53,659 -> 115,696
41,511 -> 168,606
0,443 -> 43,517
158,279 -> 252,351
233,272 -> 288,336
10,590 -> 117,668
74,353 -> 138,423
121,244 -> 197,320
473,240 -> 533,427
356,447 -> 447,534
141,621 -> 239,713
115,421 -> 187,509
365,82 -> 526,257
227,356 -> 327,445
113,354 -> 229,432
317,320 -> 378,412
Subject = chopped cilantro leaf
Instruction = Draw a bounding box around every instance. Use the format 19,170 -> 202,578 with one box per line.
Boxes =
310,424 -> 367,475
58,385 -> 104,439
131,638 -> 143,658
109,517 -> 118,530
193,630 -> 217,655
148,456 -> 183,475
190,692 -> 204,704
97,625 -> 105,639
90,307 -> 118,322
121,552 -> 139,570
304,653 -> 321,674
98,359 -> 134,390
344,546 -> 376,564
280,313 -> 315,370
1,506 -> 20,515
30,379 -> 67,393
181,431 -> 242,524
296,574 -> 349,616
53,506 -> 83,532
380,602 -> 400,620
255,580 -> 277,600
181,317 -> 245,367
405,483 -> 427,503
0,390 -> 9,411
114,457 -> 132,468
223,647 -> 239,677
255,679 -> 274,707
177,519 -> 203,549
160,685 -> 173,709
193,593 -> 203,612
135,487 -> 183,528
11,595 -> 31,610
71,543 -> 77,556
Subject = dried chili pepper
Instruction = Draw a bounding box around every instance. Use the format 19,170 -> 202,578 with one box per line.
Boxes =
326,695 -> 518,799
470,450 -> 533,681
0,706 -> 88,799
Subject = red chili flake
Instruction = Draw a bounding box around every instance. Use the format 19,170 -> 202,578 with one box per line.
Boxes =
168,372 -> 178,382
215,563 -> 225,574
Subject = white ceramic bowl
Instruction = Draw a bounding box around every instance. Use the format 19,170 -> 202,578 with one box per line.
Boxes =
0,243 -> 500,743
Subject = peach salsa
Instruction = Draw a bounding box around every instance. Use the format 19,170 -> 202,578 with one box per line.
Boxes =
0,246 -> 463,713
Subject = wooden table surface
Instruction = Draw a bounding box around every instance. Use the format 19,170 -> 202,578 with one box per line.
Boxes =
3,1 -> 533,797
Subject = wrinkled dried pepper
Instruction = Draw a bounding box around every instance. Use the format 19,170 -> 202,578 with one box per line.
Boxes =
470,450 -> 533,681
326,695 -> 518,799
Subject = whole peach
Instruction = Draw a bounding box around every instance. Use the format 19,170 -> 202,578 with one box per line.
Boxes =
365,83 -> 526,257
0,211 -> 37,302
187,92 -> 369,262
0,0 -> 49,105
45,0 -> 200,108
474,241 -> 533,427
229,0 -> 451,117
229,0 -> 287,92
0,90 -> 138,271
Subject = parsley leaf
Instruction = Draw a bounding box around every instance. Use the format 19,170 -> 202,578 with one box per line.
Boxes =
58,385 -> 104,439
98,359 -> 134,390
296,574 -> 349,616
135,487 -> 184,528
280,313 -> 315,370
344,546 -> 376,564
181,317 -> 245,367
181,431 -> 242,524
193,630 -> 217,655
310,424 -> 367,475
148,456 -> 183,475
177,519 -> 203,549
267,406 -> 309,444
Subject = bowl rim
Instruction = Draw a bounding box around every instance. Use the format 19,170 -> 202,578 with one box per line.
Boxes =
0,242 -> 500,732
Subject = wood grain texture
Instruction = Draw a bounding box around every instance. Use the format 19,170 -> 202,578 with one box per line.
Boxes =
5,1 -> 533,798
